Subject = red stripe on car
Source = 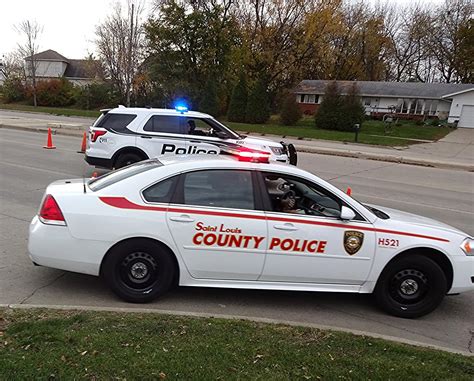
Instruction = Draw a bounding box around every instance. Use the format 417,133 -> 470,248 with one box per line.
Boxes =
99,196 -> 450,243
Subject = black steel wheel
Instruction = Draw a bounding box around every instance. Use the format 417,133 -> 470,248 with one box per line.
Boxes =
103,239 -> 175,303
374,254 -> 447,318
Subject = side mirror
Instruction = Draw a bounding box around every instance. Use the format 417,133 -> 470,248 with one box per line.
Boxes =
340,206 -> 356,221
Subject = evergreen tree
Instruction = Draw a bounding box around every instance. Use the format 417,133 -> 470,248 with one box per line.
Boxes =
280,93 -> 302,125
246,79 -> 270,124
199,77 -> 219,116
315,81 -> 345,131
227,73 -> 248,122
344,82 -> 366,128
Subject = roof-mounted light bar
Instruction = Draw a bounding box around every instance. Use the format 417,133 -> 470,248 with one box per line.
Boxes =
223,147 -> 271,163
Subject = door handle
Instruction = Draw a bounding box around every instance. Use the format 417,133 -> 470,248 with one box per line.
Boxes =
169,215 -> 195,223
273,223 -> 298,231
190,140 -> 201,143
140,135 -> 152,139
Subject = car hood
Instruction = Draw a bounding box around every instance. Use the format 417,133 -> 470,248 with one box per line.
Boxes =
369,204 -> 467,236
241,136 -> 282,149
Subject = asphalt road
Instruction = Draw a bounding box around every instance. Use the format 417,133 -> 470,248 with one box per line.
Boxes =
1,128 -> 473,353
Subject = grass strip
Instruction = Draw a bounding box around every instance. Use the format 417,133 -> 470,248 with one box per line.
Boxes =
0,308 -> 472,380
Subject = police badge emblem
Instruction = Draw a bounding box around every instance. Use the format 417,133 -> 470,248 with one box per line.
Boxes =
344,231 -> 364,255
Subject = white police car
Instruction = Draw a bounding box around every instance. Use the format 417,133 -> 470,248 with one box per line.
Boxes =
29,153 -> 474,318
85,105 -> 297,169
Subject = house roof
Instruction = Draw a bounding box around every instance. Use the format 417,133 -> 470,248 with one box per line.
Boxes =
64,59 -> 102,79
25,49 -> 69,62
294,80 -> 474,99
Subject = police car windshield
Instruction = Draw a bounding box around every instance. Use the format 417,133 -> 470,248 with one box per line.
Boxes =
208,119 -> 242,139
88,159 -> 162,191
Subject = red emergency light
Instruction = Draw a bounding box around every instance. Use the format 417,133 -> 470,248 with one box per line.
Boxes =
225,147 -> 271,163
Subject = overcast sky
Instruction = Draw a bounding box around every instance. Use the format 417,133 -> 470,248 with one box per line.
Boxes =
1,0 -> 445,60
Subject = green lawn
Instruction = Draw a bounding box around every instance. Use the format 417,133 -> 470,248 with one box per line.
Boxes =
0,103 -> 101,118
0,103 -> 453,146
1,308 -> 472,380
226,117 -> 452,146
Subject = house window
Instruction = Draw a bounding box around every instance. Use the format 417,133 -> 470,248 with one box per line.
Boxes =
364,98 -> 371,106
299,94 -> 318,104
414,99 -> 425,115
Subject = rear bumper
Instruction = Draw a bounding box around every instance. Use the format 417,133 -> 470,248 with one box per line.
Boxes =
449,255 -> 474,294
85,154 -> 113,169
28,215 -> 111,276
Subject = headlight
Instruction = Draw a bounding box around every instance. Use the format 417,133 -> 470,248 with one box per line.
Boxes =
270,146 -> 284,155
461,238 -> 474,255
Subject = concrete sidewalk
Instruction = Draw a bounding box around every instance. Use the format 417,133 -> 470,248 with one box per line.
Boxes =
0,109 -> 472,171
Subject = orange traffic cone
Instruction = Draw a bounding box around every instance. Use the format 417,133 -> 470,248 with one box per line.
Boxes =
346,187 -> 352,196
43,128 -> 56,149
77,132 -> 87,153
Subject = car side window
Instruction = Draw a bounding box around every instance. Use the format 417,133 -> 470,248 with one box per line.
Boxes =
182,170 -> 255,210
143,115 -> 181,134
142,175 -> 179,203
261,172 -> 361,220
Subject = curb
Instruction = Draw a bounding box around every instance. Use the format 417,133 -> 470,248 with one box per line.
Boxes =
1,124 -> 472,172
1,303 -> 472,357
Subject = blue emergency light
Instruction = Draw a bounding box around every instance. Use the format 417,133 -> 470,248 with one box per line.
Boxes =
174,102 -> 189,113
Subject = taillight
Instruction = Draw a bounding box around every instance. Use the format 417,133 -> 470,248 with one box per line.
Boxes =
39,195 -> 66,226
90,129 -> 107,142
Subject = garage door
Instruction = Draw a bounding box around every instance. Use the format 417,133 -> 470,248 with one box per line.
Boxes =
458,105 -> 474,128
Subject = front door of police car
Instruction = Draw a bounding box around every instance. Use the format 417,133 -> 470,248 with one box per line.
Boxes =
258,172 -> 376,285
167,169 -> 267,280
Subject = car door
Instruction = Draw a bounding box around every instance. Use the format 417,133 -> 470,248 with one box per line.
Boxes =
136,114 -> 188,158
166,169 -> 267,280
258,171 -> 376,285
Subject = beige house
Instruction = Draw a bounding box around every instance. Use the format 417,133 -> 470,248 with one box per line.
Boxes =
24,49 -> 102,86
294,80 -> 474,128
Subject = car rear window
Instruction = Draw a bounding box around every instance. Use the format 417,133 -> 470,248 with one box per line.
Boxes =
88,159 -> 162,191
95,113 -> 137,132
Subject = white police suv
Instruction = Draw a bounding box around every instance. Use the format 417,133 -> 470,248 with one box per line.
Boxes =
85,105 -> 297,169
29,153 -> 474,318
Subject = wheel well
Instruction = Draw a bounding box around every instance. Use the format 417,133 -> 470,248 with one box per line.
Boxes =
112,147 -> 148,167
100,237 -> 180,286
382,248 -> 454,291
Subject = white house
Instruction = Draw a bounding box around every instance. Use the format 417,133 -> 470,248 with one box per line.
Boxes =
294,80 -> 474,128
24,49 -> 101,86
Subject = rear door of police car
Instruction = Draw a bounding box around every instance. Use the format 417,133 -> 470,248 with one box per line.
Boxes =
136,114 -> 188,158
257,171 -> 376,285
166,169 -> 267,280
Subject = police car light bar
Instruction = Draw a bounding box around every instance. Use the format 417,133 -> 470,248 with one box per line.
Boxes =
224,147 -> 271,163
174,103 -> 189,113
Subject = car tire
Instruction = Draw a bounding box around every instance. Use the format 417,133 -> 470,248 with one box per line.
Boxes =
374,254 -> 447,318
103,239 -> 175,303
114,152 -> 143,169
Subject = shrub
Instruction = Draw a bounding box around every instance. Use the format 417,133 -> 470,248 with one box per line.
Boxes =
246,79 -> 270,124
33,78 -> 76,107
280,93 -> 302,125
227,73 -> 248,122
76,82 -> 119,109
344,82 -> 366,129
1,77 -> 26,103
